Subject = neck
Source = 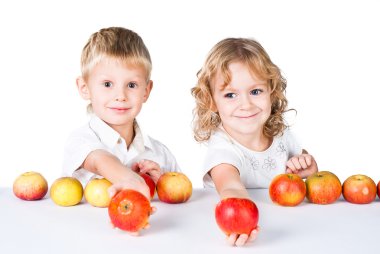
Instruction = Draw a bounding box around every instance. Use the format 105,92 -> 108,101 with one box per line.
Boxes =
223,126 -> 272,152
110,121 -> 135,147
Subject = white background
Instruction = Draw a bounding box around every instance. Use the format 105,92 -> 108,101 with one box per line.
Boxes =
0,0 -> 379,188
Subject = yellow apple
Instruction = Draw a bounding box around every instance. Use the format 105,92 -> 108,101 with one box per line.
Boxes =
50,177 -> 83,206
156,172 -> 192,203
84,178 -> 112,207
13,171 -> 48,201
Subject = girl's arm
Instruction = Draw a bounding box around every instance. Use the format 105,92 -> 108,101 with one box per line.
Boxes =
210,163 -> 259,246
210,163 -> 249,199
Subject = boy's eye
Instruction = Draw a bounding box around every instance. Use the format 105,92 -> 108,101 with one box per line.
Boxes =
128,82 -> 137,88
250,89 -> 263,95
103,81 -> 112,88
224,93 -> 236,98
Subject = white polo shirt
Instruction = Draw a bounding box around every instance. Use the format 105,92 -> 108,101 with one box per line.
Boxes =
202,127 -> 302,188
62,115 -> 180,186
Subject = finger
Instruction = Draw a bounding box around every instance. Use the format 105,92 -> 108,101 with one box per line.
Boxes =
150,206 -> 157,215
108,185 -> 118,198
286,160 -> 296,171
304,155 -> 312,166
227,233 -> 238,246
291,157 -> 302,170
235,234 -> 249,247
248,228 -> 259,242
128,231 -> 139,237
299,156 -> 308,169
143,223 -> 150,229
131,162 -> 140,172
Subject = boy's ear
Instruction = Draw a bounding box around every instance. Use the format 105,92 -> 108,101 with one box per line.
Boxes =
76,76 -> 90,100
143,80 -> 153,102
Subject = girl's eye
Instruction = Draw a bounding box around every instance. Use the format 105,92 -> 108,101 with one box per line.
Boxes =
250,89 -> 263,95
128,82 -> 137,88
103,81 -> 112,88
224,93 -> 237,98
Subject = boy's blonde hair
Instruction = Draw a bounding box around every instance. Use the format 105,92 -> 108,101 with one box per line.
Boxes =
191,38 -> 290,142
80,27 -> 152,112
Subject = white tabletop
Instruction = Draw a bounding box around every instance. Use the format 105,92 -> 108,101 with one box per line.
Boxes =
1,187 -> 379,253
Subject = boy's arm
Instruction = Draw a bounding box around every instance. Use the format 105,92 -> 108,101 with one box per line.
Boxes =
82,149 -> 150,199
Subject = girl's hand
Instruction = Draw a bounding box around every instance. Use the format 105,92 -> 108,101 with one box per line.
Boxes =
227,226 -> 260,246
286,153 -> 318,178
132,159 -> 161,183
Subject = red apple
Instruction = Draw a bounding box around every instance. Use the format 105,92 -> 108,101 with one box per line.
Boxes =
13,171 -> 48,201
108,189 -> 152,232
215,198 -> 259,235
139,173 -> 156,200
305,171 -> 342,204
342,174 -> 377,204
156,172 -> 192,204
269,173 -> 306,206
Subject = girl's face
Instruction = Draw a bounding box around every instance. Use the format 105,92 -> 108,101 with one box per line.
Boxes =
78,57 -> 152,132
212,61 -> 272,140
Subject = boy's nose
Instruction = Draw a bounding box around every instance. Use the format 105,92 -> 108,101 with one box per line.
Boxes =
115,89 -> 127,101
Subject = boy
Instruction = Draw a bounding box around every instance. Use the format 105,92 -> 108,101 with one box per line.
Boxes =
63,27 -> 180,207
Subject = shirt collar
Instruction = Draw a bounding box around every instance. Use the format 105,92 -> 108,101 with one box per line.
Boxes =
88,115 -> 154,152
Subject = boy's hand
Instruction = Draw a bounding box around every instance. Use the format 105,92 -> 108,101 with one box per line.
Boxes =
132,159 -> 161,183
109,207 -> 157,236
108,175 -> 157,236
107,171 -> 151,200
227,226 -> 260,246
286,154 -> 318,178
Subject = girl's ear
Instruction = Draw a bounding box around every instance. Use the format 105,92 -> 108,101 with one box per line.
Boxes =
76,77 -> 90,100
210,99 -> 218,113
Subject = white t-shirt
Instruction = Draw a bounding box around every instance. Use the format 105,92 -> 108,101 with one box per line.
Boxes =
202,127 -> 302,188
62,115 -> 180,186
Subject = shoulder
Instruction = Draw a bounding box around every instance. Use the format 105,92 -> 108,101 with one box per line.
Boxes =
207,128 -> 235,149
66,122 -> 99,143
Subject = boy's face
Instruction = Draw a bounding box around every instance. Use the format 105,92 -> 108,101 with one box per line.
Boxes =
211,61 -> 271,141
77,57 -> 152,130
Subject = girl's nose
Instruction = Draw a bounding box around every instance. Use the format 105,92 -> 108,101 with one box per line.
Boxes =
240,94 -> 253,109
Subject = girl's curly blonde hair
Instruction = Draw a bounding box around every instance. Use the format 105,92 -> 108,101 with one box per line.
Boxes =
191,38 -> 291,142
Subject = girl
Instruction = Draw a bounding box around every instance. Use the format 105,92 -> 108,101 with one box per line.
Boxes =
191,38 -> 318,246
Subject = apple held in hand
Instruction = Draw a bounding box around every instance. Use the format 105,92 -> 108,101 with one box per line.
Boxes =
13,171 -> 48,201
269,173 -> 306,206
215,198 -> 259,235
305,171 -> 342,204
84,178 -> 112,207
108,189 -> 152,232
139,173 -> 156,200
156,172 -> 192,204
342,174 -> 377,204
50,177 -> 83,206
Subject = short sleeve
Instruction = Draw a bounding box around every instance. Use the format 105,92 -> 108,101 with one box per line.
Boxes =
62,128 -> 106,185
202,147 -> 242,188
